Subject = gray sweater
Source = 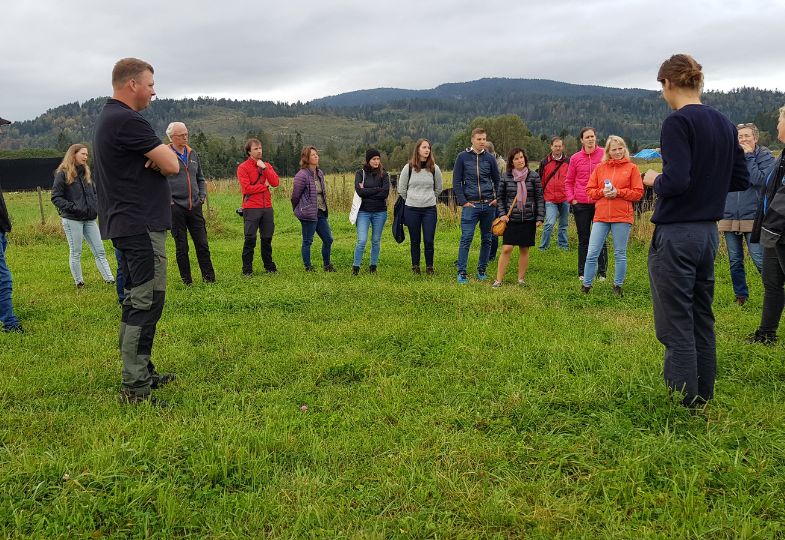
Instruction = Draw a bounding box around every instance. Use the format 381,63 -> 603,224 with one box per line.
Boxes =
398,164 -> 443,207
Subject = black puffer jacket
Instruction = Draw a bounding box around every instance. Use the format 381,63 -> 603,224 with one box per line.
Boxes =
497,169 -> 545,222
51,167 -> 99,221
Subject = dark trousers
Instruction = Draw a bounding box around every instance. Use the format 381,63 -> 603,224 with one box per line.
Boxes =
648,222 -> 718,406
171,203 -> 215,283
404,205 -> 437,267
759,243 -> 785,333
573,203 -> 607,277
112,231 -> 167,396
114,248 -> 125,303
242,207 -> 275,272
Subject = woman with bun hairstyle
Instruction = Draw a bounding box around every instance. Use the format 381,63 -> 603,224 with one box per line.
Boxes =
352,149 -> 390,275
642,54 -> 748,408
492,147 -> 544,287
565,127 -> 608,282
581,136 -> 643,296
397,139 -> 443,275
51,143 -> 114,288
291,146 -> 334,272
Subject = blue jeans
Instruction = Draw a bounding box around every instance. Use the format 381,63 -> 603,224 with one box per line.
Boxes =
0,233 -> 20,329
457,202 -> 496,275
404,205 -> 437,267
723,231 -> 763,299
61,218 -> 114,284
300,211 -> 333,268
354,210 -> 387,266
540,201 -> 570,249
583,222 -> 632,286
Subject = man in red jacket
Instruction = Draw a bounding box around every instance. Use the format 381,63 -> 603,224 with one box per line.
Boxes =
237,138 -> 280,274
538,137 -> 571,250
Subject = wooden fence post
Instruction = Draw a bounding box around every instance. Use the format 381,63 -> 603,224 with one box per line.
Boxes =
37,186 -> 45,225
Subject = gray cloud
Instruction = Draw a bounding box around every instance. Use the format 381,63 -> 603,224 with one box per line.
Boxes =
1,0 -> 782,121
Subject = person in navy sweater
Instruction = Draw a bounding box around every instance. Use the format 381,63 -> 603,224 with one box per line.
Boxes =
643,54 -> 748,409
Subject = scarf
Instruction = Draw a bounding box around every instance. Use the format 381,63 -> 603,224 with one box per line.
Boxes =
512,167 -> 528,212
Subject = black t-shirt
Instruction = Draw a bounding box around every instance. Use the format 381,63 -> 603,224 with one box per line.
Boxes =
93,98 -> 170,238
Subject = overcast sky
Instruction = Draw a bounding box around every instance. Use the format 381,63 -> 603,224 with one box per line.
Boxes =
2,0 -> 783,121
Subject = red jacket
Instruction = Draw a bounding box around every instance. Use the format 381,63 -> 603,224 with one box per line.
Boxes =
236,157 -> 280,209
586,158 -> 644,224
538,154 -> 570,203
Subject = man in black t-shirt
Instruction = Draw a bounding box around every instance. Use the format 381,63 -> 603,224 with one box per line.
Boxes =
93,58 -> 180,406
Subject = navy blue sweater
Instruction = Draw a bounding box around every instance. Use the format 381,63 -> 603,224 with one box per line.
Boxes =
652,104 -> 748,224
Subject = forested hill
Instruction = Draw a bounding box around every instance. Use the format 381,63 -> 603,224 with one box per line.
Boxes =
2,78 -> 782,176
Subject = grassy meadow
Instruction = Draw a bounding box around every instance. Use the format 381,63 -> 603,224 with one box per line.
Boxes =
1,174 -> 783,538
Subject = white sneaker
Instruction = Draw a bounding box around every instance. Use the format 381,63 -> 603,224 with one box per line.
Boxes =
578,276 -> 584,281
492,280 -> 502,288
598,275 -> 606,282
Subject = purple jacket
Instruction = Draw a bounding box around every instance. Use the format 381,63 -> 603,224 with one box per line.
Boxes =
291,167 -> 327,221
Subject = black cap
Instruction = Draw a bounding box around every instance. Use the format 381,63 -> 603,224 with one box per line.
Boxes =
365,148 -> 381,163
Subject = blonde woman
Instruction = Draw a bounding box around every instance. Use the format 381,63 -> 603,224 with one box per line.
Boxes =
51,144 -> 114,288
581,136 -> 643,296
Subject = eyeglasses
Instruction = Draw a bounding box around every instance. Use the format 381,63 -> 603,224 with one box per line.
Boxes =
737,123 -> 755,130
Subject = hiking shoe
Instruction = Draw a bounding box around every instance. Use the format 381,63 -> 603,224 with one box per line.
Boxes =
426,266 -> 435,276
412,266 -> 421,275
118,389 -> 168,407
304,266 -> 315,272
323,264 -> 336,272
369,265 -> 377,273
613,285 -> 624,297
746,330 -> 777,345
476,272 -> 488,281
735,296 -> 747,306
351,266 -> 360,276
457,273 -> 469,284
150,372 -> 176,389
581,285 -> 591,294
76,282 -> 85,289
492,280 -> 502,288
2,324 -> 23,333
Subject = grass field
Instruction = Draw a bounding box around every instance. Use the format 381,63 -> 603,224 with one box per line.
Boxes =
1,179 -> 783,538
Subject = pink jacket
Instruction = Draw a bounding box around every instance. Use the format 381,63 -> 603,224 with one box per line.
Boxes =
565,147 -> 605,204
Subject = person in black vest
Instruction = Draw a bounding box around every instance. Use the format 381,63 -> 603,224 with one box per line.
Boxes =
93,58 -> 180,406
165,121 -> 215,285
643,54 -> 748,409
51,144 -> 115,288
0,116 -> 22,333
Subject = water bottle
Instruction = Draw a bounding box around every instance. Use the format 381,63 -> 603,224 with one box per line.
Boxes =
604,179 -> 613,190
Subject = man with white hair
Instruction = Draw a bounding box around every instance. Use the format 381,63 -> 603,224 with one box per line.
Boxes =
166,121 -> 215,284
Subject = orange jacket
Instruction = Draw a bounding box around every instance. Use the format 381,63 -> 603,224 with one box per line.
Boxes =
586,158 -> 643,224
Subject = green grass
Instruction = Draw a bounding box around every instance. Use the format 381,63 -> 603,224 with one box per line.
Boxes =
1,183 -> 783,538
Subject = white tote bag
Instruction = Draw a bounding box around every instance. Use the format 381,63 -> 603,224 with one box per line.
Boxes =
349,170 -> 364,225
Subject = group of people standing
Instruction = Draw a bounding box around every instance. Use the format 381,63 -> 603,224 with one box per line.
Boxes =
2,54 -> 785,415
